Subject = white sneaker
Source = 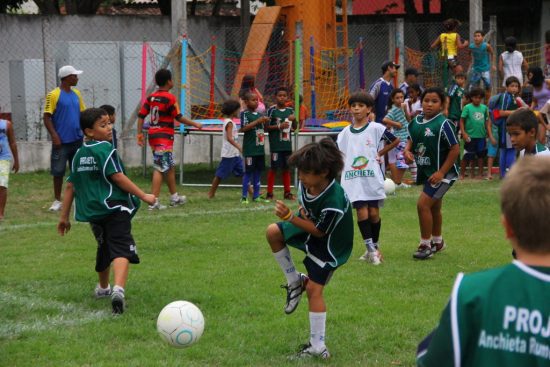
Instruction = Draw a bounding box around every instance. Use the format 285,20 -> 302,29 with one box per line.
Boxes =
396,183 -> 411,188
293,343 -> 331,359
366,250 -> 383,265
48,200 -> 62,211
282,273 -> 308,314
359,250 -> 370,261
94,284 -> 111,299
148,199 -> 167,211
170,195 -> 187,207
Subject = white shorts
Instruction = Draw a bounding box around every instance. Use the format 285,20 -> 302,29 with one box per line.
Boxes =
0,160 -> 11,188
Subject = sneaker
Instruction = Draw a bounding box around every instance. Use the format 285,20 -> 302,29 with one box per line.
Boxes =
293,343 -> 331,359
111,289 -> 125,315
266,193 -> 274,200
253,196 -> 270,203
396,182 -> 411,189
366,250 -> 383,265
170,195 -> 187,207
431,240 -> 446,254
281,273 -> 308,314
148,200 -> 167,211
94,284 -> 111,299
240,197 -> 249,204
284,192 -> 296,200
48,200 -> 62,211
413,244 -> 433,260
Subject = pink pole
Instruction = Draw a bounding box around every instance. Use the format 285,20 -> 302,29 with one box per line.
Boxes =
141,41 -> 147,104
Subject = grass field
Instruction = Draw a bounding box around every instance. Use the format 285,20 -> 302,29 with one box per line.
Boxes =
0,166 -> 510,366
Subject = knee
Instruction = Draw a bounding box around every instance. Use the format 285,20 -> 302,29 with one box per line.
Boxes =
305,280 -> 323,299
266,223 -> 282,243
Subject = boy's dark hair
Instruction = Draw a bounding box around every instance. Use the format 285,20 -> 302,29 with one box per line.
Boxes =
421,87 -> 446,106
404,68 -> 419,77
506,108 -> 538,132
408,83 -> 422,93
242,90 -> 257,101
443,18 -> 460,32
80,108 -> 107,132
387,88 -> 405,109
505,76 -> 521,87
348,92 -> 374,107
527,66 -> 545,88
469,87 -> 485,98
504,36 -> 517,52
99,104 -> 115,116
454,72 -> 466,79
501,156 -> 550,254
288,138 -> 344,181
474,30 -> 484,36
155,69 -> 172,87
221,99 -> 241,116
275,87 -> 288,95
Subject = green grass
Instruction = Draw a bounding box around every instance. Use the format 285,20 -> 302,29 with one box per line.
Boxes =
0,167 -> 510,366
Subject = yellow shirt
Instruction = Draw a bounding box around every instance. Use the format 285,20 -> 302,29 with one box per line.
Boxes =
439,32 -> 458,58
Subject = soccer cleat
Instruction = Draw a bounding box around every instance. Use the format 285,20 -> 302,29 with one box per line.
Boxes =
48,200 -> 62,211
396,182 -> 411,189
431,240 -> 446,254
94,284 -> 111,299
281,273 -> 308,314
366,250 -> 383,265
293,343 -> 331,359
265,193 -> 274,200
240,197 -> 249,204
170,195 -> 187,207
284,192 -> 296,200
253,197 -> 270,203
413,244 -> 433,260
148,199 -> 167,211
111,289 -> 125,315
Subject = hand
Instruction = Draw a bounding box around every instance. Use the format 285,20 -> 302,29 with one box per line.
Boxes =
281,122 -> 290,130
463,133 -> 471,143
428,171 -> 444,184
196,123 -> 203,130
404,151 -> 414,164
288,114 -> 296,121
490,137 -> 497,146
12,161 -> 19,173
275,200 -> 290,220
137,133 -> 144,147
57,219 -> 71,236
51,134 -> 61,148
142,193 -> 157,206
375,154 -> 383,164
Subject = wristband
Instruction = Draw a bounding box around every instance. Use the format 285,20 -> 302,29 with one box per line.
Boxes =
281,209 -> 293,221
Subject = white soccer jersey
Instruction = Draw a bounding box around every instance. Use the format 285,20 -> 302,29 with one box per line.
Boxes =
337,122 -> 392,202
221,118 -> 240,158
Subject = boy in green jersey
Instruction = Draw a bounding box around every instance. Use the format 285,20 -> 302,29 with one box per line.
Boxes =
445,72 -> 466,133
57,108 -> 156,315
417,156 -> 550,366
507,108 -> 550,157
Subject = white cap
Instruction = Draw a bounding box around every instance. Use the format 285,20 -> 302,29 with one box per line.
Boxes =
58,65 -> 83,79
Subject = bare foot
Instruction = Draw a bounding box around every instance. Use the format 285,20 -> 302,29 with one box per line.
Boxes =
207,191 -> 215,199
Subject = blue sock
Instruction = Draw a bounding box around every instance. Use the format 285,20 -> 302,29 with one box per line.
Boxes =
242,172 -> 251,198
253,170 -> 261,199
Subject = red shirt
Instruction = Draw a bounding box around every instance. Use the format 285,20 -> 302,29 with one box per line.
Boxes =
138,90 -> 181,151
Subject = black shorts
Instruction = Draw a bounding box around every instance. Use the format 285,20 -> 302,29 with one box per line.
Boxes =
90,211 -> 140,272
244,155 -> 265,173
352,200 -> 383,209
463,138 -> 487,161
270,151 -> 291,170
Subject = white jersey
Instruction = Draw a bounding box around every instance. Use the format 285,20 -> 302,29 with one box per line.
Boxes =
337,122 -> 388,202
500,50 -> 524,86
221,118 -> 240,158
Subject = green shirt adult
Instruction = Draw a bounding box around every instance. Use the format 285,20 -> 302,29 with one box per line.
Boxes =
417,261 -> 550,367
267,106 -> 294,152
408,113 -> 459,184
461,103 -> 489,138
68,140 -> 139,222
240,110 -> 266,157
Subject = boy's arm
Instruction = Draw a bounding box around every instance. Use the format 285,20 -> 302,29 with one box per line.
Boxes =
487,44 -> 496,71
404,138 -> 414,163
274,200 -> 326,238
457,35 -> 468,49
6,120 -> 19,173
177,115 -> 202,129
444,96 -> 451,116
109,173 -> 156,205
459,117 -> 469,141
498,54 -> 504,79
44,113 -> 61,148
225,122 -> 242,153
486,117 -> 496,145
57,183 -> 74,236
136,117 -> 145,146
430,36 -> 441,49
429,122 -> 459,184
239,116 -> 268,132
378,132 -> 400,158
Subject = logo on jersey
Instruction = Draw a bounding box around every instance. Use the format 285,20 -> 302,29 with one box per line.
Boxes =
473,111 -> 484,120
424,128 -> 435,137
344,156 -> 374,180
415,143 -> 431,166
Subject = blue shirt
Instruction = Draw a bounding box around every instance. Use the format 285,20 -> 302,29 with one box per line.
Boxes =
470,42 -> 490,72
49,89 -> 84,143
0,119 -> 12,161
369,78 -> 393,123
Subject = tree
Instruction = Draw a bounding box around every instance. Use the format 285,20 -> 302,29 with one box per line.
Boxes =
0,0 -> 26,13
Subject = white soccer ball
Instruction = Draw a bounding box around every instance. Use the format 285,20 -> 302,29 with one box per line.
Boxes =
384,178 -> 396,195
157,300 -> 205,348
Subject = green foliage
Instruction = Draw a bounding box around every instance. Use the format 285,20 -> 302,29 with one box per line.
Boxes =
0,167 -> 508,366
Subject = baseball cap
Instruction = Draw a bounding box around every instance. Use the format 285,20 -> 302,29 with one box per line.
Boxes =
58,65 -> 83,79
381,61 -> 400,73
405,67 -> 420,76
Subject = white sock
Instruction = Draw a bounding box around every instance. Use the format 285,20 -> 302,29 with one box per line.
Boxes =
171,192 -> 179,200
364,238 -> 376,252
420,238 -> 431,247
432,235 -> 443,244
113,285 -> 125,294
98,284 -> 111,291
309,312 -> 327,350
273,247 -> 300,284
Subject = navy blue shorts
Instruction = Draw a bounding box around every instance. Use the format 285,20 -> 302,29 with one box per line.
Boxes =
244,155 -> 265,173
352,200 -> 383,209
270,151 -> 291,170
463,138 -> 487,161
51,140 -> 82,177
422,172 -> 457,200
215,156 -> 244,179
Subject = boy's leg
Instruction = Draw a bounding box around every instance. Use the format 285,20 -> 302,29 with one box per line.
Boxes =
208,176 -> 221,198
242,172 -> 251,201
151,170 -> 163,198
459,157 -> 467,179
414,192 -> 435,259
282,170 -> 293,198
0,186 -> 6,219
476,157 -> 484,178
356,205 -> 375,259
252,170 -> 261,199
369,206 -> 381,248
164,156 -> 186,206
165,166 -> 177,195
486,156 -> 494,179
306,281 -> 327,353
98,267 -> 110,289
112,257 -> 130,289
266,168 -> 276,198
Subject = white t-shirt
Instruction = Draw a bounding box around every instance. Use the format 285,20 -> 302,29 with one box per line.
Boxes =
221,118 -> 240,158
500,50 -> 524,86
404,98 -> 422,117
337,123 -> 388,201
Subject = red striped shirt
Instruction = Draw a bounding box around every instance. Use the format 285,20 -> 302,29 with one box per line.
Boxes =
138,90 -> 182,151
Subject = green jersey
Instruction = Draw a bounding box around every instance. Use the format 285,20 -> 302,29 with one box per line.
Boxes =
461,103 -> 489,138
68,140 -> 140,222
447,83 -> 465,121
408,113 -> 459,184
297,179 -> 354,269
520,142 -> 550,157
267,105 -> 294,152
240,110 -> 266,157
417,261 -> 550,367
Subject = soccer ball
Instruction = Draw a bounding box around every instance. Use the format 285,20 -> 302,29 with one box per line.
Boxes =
384,178 -> 396,195
157,301 -> 205,348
